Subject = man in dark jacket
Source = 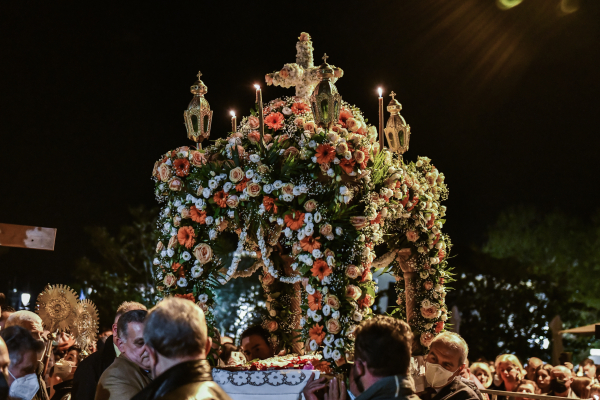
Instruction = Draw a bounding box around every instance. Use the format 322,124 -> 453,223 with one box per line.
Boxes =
303,315 -> 420,400
422,332 -> 483,400
72,302 -> 146,400
132,297 -> 231,400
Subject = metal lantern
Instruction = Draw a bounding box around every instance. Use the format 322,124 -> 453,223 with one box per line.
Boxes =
384,91 -> 411,155
184,71 -> 213,145
310,54 -> 342,129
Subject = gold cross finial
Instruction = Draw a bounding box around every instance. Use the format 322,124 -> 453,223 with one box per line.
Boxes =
390,91 -> 396,100
322,53 -> 329,63
197,71 -> 203,81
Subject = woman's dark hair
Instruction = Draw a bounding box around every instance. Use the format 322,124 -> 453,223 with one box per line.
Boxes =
354,315 -> 413,377
241,325 -> 271,346
219,343 -> 239,363
572,377 -> 592,399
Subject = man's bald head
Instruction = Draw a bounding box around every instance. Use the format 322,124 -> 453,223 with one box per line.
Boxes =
5,311 -> 44,340
552,365 -> 572,378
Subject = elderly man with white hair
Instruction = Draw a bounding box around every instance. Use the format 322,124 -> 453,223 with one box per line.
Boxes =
548,365 -> 578,398
5,311 -> 44,341
421,332 -> 483,400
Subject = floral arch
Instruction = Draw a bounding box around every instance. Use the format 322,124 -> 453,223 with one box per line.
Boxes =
151,33 -> 452,372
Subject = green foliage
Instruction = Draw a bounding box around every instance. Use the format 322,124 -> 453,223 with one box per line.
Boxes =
71,205 -> 157,329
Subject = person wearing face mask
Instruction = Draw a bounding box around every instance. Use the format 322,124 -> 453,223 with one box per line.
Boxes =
421,332 -> 482,400
0,326 -> 46,400
72,301 -> 146,400
131,298 -> 231,400
95,310 -> 152,400
50,358 -> 77,400
548,365 -> 579,398
303,315 -> 420,400
0,336 -> 10,400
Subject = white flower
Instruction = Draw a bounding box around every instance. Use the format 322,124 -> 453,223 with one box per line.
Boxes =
327,168 -> 335,177
293,186 -> 302,196
311,156 -> 318,163
191,266 -> 203,278
163,222 -> 171,230
306,284 -> 316,295
153,258 -> 160,265
312,249 -> 322,259
333,157 -> 340,164
277,218 -> 284,226
314,212 -> 322,223
327,256 -> 335,267
209,229 -> 217,240
273,180 -> 283,189
323,346 -> 333,359
249,154 -> 260,163
322,276 -> 331,285
177,278 -> 188,287
252,175 -> 261,183
228,210 -> 235,218
160,250 -> 167,258
332,350 -> 342,361
324,334 -> 335,346
332,310 -> 340,319
208,179 -> 218,189
223,182 -> 233,192
334,338 -> 344,348
323,304 -> 331,316
313,313 -> 322,322
167,249 -> 174,257
245,169 -> 254,179
202,188 -> 211,198
340,186 -> 349,195
263,184 -> 273,194
309,140 -> 317,148
205,216 -> 214,225
194,199 -> 205,209
182,251 -> 191,261
300,317 -> 306,327
300,184 -> 308,193
322,286 -> 328,294
304,224 -> 314,237
297,230 -> 306,241
282,193 -> 293,202
282,106 -> 292,115
309,340 -> 318,351
165,159 -> 172,166
164,207 -> 171,216
170,227 -> 177,236
353,310 -> 363,322
335,227 -> 343,235
198,294 -> 209,303
284,227 -> 292,238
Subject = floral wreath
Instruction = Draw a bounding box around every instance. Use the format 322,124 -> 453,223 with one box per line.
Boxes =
152,39 -> 452,373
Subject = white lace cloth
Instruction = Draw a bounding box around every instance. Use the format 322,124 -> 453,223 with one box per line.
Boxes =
212,369 -> 321,400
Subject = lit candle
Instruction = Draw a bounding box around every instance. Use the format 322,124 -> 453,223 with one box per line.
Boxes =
254,84 -> 264,142
230,110 -> 236,133
378,87 -> 384,149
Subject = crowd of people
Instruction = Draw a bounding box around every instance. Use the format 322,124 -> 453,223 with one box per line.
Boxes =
0,295 -> 598,400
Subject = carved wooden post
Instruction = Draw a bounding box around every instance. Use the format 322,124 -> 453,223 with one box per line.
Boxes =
397,248 -> 416,324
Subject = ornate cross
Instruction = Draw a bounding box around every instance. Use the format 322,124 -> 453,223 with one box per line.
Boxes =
322,53 -> 329,63
390,91 -> 396,100
197,71 -> 202,81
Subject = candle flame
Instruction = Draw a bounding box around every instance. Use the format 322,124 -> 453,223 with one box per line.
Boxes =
254,84 -> 260,90
594,395 -> 598,400
378,87 -> 383,97
230,110 -> 236,117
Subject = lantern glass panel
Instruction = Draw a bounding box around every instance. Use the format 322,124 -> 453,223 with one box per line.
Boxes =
203,115 -> 209,132
321,99 -> 329,121
191,115 -> 199,133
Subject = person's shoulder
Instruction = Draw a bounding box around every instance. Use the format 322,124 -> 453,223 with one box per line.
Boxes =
157,381 -> 232,400
439,378 -> 482,400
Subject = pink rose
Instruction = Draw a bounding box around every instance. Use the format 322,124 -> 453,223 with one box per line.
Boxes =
190,151 -> 206,167
319,224 -> 333,236
284,147 -> 299,158
280,68 -> 289,79
406,230 -> 419,242
282,183 -> 294,195
194,243 -> 213,265
350,216 -> 368,230
218,220 -> 229,232
248,131 -> 260,144
333,68 -> 343,78
292,242 -> 303,255
298,32 -> 310,41
163,273 -> 176,287
229,167 -> 244,183
196,186 -> 204,197
361,270 -> 373,282
264,319 -> 279,332
303,121 -> 316,134
168,177 -> 182,191
168,235 -> 178,249
264,134 -> 273,143
247,182 -> 262,197
345,285 -> 362,301
304,199 -> 318,212
354,150 -> 365,164
172,215 -> 181,227
420,332 -> 435,347
424,281 -> 433,290
346,118 -> 360,132
197,302 -> 209,312
159,163 -> 172,182
156,241 -> 164,253
326,318 -> 341,334
265,74 -> 274,86
295,117 -> 305,127
278,134 -> 290,144
346,265 -> 361,279
226,195 -> 239,208
152,161 -> 160,179
180,208 -> 190,219
421,304 -> 440,319
325,295 -> 340,310
336,143 -> 348,155
248,116 -> 260,129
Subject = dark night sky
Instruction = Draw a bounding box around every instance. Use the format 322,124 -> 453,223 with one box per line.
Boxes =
1,0 -> 599,297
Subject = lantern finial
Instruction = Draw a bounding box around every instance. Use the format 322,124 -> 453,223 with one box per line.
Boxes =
184,71 -> 213,147
384,93 -> 411,155
309,54 -> 342,129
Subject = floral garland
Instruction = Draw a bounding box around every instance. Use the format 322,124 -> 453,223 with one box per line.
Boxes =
151,94 -> 452,371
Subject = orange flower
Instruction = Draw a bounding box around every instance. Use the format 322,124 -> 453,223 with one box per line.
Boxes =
174,293 -> 195,302
338,109 -> 353,128
263,196 -> 278,213
177,226 -> 196,249
171,262 -> 185,278
311,259 -> 332,281
291,102 -> 310,115
309,324 -> 326,345
173,158 -> 190,177
213,190 -> 227,208
300,236 -> 321,253
264,112 -> 285,130
308,291 -> 322,311
236,177 -> 249,192
339,158 -> 356,174
190,206 -> 207,224
284,210 -> 305,231
315,144 -> 336,165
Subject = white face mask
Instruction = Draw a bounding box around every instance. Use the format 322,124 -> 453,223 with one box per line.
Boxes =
425,362 -> 458,389
347,390 -> 356,400
8,370 -> 39,400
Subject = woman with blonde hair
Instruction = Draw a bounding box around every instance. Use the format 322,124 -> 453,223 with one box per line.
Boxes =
472,362 -> 494,388
496,354 -> 524,392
